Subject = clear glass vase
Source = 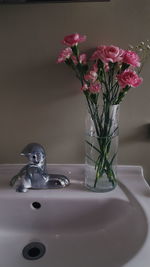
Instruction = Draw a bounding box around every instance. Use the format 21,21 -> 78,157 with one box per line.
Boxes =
85,104 -> 119,192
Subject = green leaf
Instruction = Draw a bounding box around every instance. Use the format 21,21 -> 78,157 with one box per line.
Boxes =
72,45 -> 79,57
82,64 -> 89,74
84,90 -> 90,98
90,93 -> 98,104
115,85 -> 130,104
65,58 -> 71,66
108,62 -> 114,68
97,59 -> 104,69
121,63 -> 130,72
76,62 -> 82,71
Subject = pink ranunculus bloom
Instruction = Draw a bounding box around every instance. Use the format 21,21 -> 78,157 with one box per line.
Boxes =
72,53 -> 87,65
97,45 -> 124,63
89,82 -> 101,93
84,70 -> 98,82
117,69 -> 143,88
123,50 -> 141,67
81,83 -> 88,91
63,33 -> 86,47
57,47 -> 72,63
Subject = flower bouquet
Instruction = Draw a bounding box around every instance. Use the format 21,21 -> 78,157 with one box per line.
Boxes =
57,33 -> 147,192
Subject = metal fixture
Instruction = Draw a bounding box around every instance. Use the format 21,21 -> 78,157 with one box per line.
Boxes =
22,242 -> 46,260
10,143 -> 70,192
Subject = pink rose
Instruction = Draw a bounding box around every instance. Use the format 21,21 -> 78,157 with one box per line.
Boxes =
72,53 -> 87,65
84,70 -> 98,82
117,69 -> 143,88
97,45 -> 124,63
123,50 -> 141,67
57,47 -> 72,63
81,83 -> 88,91
89,82 -> 101,93
63,33 -> 86,47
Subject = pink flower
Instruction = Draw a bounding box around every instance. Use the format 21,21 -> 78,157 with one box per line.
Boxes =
123,50 -> 141,67
117,69 -> 143,88
89,82 -> 101,93
57,47 -> 72,63
81,83 -> 88,91
90,50 -> 100,61
72,53 -> 87,65
97,45 -> 124,63
104,63 -> 109,72
71,55 -> 78,65
79,53 -> 87,64
84,70 -> 98,82
91,63 -> 98,72
63,33 -> 86,47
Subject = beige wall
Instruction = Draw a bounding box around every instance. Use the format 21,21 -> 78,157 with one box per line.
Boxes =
0,0 -> 150,180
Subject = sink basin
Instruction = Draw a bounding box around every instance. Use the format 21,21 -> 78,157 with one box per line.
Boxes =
0,164 -> 149,267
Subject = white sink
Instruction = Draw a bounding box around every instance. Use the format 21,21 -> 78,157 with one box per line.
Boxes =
0,164 -> 149,267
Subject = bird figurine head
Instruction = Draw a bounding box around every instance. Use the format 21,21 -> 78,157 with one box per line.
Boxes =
21,143 -> 46,169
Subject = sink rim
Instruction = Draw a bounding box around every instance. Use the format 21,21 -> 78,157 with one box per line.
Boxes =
0,164 -> 149,267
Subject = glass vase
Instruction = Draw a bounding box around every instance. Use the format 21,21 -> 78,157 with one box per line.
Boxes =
85,104 -> 119,192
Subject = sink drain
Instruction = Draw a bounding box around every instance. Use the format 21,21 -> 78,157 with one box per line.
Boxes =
22,242 -> 46,260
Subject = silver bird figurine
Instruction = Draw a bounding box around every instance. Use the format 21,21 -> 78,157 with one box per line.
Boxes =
10,143 -> 70,193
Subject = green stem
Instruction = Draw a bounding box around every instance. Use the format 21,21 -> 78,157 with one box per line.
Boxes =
87,103 -> 118,188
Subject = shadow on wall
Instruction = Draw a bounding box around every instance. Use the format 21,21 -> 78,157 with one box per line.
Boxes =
120,124 -> 150,145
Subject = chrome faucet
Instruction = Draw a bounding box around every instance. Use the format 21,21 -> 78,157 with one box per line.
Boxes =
10,143 -> 70,193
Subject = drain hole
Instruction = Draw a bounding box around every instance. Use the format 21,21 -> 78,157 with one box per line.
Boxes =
31,202 -> 41,209
28,247 -> 41,258
22,242 -> 46,260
